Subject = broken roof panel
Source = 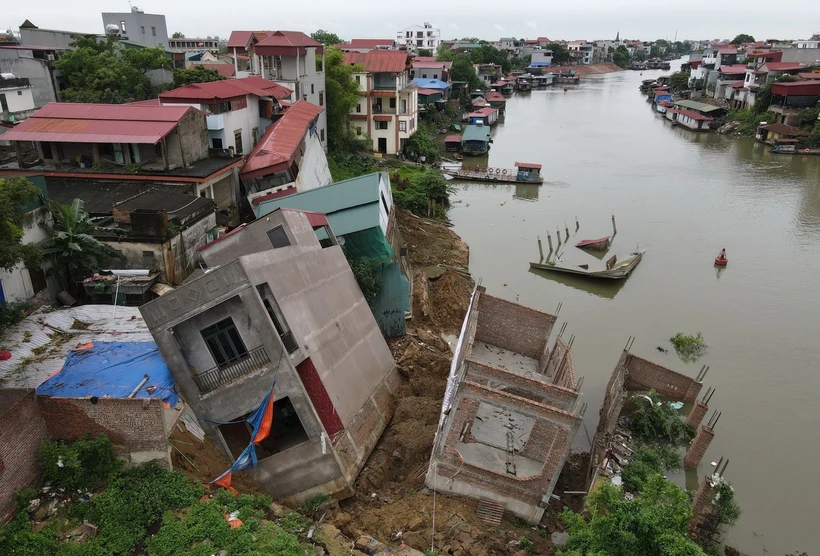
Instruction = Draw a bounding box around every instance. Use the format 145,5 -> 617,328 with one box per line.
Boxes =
241,100 -> 323,179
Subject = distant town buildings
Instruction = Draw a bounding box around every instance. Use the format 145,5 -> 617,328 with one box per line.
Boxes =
396,22 -> 441,53
101,6 -> 169,48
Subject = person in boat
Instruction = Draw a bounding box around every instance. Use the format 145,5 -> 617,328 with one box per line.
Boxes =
718,248 -> 726,260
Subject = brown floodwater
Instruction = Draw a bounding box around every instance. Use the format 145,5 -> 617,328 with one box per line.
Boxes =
446,62 -> 820,555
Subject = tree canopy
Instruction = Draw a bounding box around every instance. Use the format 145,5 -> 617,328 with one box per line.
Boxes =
0,177 -> 42,272
55,35 -> 172,103
450,54 -> 483,90
171,32 -> 184,38
547,43 -> 570,65
560,475 -> 707,556
310,30 -> 343,46
323,47 -> 362,152
436,44 -> 455,62
669,71 -> 691,90
613,45 -> 631,69
172,65 -> 227,87
731,34 -> 755,45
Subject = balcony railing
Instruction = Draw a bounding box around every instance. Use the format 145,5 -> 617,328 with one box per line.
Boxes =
193,346 -> 271,394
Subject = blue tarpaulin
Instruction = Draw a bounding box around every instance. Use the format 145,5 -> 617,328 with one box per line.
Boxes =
36,341 -> 179,406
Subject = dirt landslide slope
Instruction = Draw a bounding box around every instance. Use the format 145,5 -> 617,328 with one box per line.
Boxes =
333,209 -> 555,556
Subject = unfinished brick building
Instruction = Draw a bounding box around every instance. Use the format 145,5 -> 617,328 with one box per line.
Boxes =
587,342 -> 712,488
425,286 -> 586,524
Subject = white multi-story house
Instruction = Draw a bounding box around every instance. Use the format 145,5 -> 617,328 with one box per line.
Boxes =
344,50 -> 418,155
567,41 -> 593,65
230,30 -> 328,150
396,23 -> 441,53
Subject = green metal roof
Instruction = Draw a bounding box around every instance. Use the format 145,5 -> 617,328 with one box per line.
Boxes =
462,125 -> 491,143
673,100 -> 724,113
255,172 -> 385,236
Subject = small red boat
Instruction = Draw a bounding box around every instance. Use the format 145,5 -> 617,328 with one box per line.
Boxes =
576,236 -> 611,251
715,249 -> 728,266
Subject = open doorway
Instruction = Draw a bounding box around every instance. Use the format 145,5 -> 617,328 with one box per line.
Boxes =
218,396 -> 309,461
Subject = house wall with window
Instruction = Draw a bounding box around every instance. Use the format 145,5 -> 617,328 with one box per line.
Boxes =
101,11 -> 169,48
142,209 -> 399,501
162,94 -> 261,155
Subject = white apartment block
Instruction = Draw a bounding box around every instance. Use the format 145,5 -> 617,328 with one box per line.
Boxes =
396,23 -> 441,53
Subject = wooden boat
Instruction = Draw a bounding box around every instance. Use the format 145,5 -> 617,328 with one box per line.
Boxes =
715,249 -> 727,266
529,251 -> 645,280
441,162 -> 544,184
500,82 -> 515,95
453,153 -> 464,160
575,236 -> 611,251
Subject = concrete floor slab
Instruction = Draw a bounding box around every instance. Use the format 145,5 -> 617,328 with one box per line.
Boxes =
470,342 -> 541,379
456,441 -> 543,478
471,402 -> 535,452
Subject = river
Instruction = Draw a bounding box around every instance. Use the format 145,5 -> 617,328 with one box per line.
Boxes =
446,61 -> 820,555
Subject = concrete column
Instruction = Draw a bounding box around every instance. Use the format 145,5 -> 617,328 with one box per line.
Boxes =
684,426 -> 715,468
233,47 -> 239,74
685,400 -> 709,430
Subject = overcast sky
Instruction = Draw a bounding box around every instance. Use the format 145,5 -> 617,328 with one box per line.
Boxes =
5,1 -> 819,43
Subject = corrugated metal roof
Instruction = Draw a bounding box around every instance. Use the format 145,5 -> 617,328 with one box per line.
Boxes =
46,179 -> 193,215
257,31 -> 322,48
760,123 -> 810,136
191,63 -> 237,78
485,92 -> 505,101
114,189 -> 215,221
227,30 -> 273,49
344,50 -> 411,73
240,100 -> 323,179
764,62 -> 806,71
410,78 -> 449,90
2,102 -> 197,144
444,135 -> 462,143
413,61 -> 452,70
160,77 -> 291,102
462,125 -> 491,142
255,172 -> 384,235
673,100 -> 724,113
0,305 -> 154,390
771,81 -> 820,96
719,65 -> 749,74
798,73 -> 820,80
675,109 -> 713,121
417,88 -> 442,96
339,39 -> 396,49
468,107 -> 498,118
515,162 -> 542,169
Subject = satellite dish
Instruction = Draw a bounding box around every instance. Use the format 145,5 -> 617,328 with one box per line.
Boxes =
337,236 -> 346,246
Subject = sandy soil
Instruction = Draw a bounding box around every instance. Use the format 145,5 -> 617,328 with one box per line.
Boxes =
545,63 -> 623,75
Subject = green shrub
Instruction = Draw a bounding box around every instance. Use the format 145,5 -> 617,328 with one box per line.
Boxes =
0,300 -> 35,332
629,390 -> 695,444
343,248 -> 383,302
393,168 -> 454,217
327,151 -> 375,181
402,123 -> 441,163
669,332 -> 707,362
40,435 -> 121,491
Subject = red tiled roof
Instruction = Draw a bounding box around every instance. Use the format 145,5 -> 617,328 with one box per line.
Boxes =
484,92 -> 505,101
193,63 -> 236,78
159,77 -> 291,103
771,81 -> 820,96
255,31 -> 323,56
2,102 -> 197,144
764,62 -> 806,72
343,50 -> 411,73
227,30 -> 273,49
719,65 -> 748,75
240,100 -> 323,179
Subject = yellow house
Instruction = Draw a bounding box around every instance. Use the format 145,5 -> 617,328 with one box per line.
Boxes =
343,50 -> 419,155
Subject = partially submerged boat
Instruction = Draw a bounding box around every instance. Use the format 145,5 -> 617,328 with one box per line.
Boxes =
715,249 -> 728,266
530,251 -> 645,279
575,236 -> 611,251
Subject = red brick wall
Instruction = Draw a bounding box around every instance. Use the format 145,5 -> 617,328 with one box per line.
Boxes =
520,419 -> 557,460
0,390 -> 48,524
37,397 -> 167,461
684,426 -> 715,468
685,401 -> 709,429
474,294 -> 554,360
463,381 -> 579,427
465,360 -> 578,411
625,354 -> 702,402
296,358 -> 344,436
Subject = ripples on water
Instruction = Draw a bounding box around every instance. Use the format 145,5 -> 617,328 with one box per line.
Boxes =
447,63 -> 820,555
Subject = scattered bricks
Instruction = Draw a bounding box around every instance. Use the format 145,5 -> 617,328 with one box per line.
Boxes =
684,426 -> 716,468
685,400 -> 709,430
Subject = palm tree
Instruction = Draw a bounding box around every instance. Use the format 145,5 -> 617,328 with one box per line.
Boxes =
40,199 -> 124,295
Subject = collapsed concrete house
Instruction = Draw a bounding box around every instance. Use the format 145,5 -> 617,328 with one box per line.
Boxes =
139,208 -> 400,502
587,341 -> 716,489
426,286 -> 587,524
